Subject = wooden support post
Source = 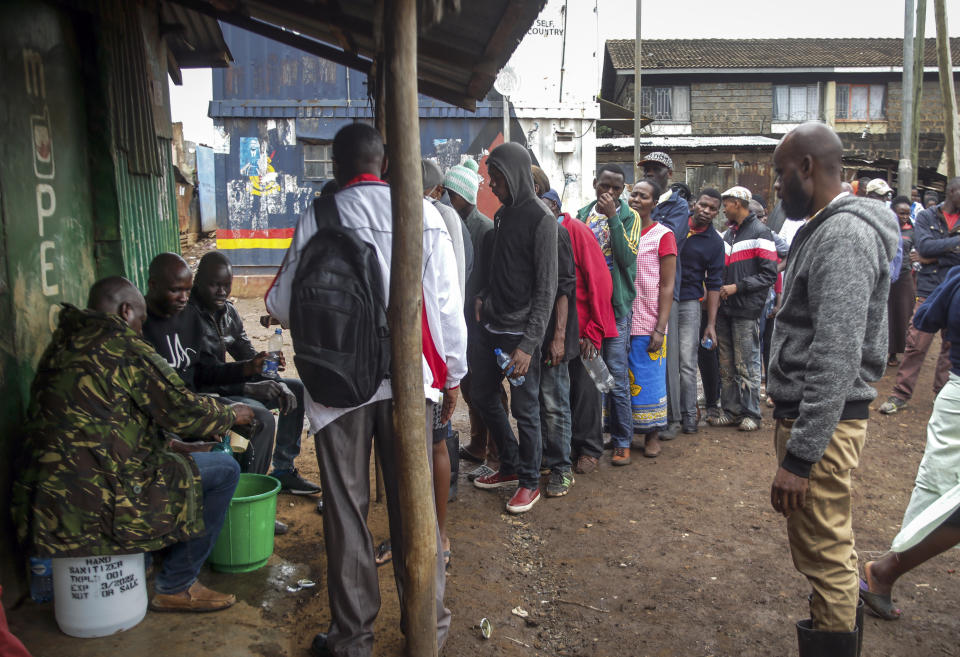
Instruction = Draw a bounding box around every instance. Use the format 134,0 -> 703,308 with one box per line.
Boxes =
911,0 -> 926,187
633,0 -> 642,183
899,0 -> 915,195
384,0 -> 438,655
934,0 -> 959,178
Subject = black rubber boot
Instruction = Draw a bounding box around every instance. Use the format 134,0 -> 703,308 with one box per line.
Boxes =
797,620 -> 859,657
805,594 -> 864,657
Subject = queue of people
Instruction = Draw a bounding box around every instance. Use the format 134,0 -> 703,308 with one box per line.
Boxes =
10,120 -> 960,657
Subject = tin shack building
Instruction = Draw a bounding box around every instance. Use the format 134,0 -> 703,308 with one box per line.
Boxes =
0,0 -> 233,601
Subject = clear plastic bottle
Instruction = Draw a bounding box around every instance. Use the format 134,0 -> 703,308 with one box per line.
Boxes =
581,353 -> 615,393
494,348 -> 525,386
263,328 -> 283,376
701,336 -> 714,350
29,556 -> 53,603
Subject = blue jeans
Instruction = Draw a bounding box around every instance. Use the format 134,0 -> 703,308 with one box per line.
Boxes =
270,377 -> 306,473
155,451 -> 240,594
540,361 -> 572,473
716,312 -> 762,421
225,376 -> 306,474
677,300 -> 702,423
470,327 -> 542,490
603,313 -> 633,445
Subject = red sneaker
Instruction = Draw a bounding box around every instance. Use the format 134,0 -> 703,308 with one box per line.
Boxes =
473,471 -> 519,490
506,487 -> 540,514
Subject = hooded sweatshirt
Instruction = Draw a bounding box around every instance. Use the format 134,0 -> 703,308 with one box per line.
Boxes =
479,143 -> 558,354
767,193 -> 900,477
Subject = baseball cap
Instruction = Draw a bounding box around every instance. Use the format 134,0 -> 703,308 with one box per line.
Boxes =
721,186 -> 752,202
637,152 -> 674,170
866,178 -> 893,196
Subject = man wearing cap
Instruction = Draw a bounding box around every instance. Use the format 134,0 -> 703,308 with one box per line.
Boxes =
708,186 -> 777,432
639,152 -> 688,438
423,159 -> 470,296
880,176 -> 960,415
575,163 -> 640,473
865,178 -> 893,203
444,159 -> 502,474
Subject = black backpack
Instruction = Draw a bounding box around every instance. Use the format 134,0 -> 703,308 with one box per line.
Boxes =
290,194 -> 391,407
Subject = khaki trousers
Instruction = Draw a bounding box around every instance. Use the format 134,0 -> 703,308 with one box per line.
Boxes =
775,418 -> 867,632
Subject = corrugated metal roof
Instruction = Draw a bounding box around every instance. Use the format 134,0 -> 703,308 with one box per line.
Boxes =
598,136 -> 781,150
161,3 -> 231,70
164,0 -> 546,110
606,38 -> 960,71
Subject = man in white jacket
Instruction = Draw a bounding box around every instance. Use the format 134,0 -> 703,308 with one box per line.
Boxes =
265,123 -> 466,657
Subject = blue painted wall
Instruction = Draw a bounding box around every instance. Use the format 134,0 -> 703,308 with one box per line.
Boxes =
211,23 -> 524,272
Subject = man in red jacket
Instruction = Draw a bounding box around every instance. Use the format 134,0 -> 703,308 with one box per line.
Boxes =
543,190 -> 618,472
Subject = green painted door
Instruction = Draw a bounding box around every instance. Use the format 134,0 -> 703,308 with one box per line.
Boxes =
0,1 -> 97,599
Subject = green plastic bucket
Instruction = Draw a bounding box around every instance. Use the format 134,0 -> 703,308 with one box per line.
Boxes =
208,473 -> 281,573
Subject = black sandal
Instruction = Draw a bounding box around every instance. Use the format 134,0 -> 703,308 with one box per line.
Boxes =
374,540 -> 392,567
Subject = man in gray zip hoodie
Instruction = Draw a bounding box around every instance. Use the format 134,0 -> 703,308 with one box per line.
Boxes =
471,142 -> 558,515
768,123 -> 899,655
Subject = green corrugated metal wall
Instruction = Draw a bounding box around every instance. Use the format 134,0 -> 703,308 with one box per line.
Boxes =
116,139 -> 180,292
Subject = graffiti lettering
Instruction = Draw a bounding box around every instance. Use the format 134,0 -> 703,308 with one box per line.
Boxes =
24,48 -> 59,327
36,184 -> 54,237
40,241 -> 58,296
23,49 -> 45,98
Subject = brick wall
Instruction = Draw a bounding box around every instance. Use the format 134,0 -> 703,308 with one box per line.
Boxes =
886,80 -> 960,133
691,82 -> 773,135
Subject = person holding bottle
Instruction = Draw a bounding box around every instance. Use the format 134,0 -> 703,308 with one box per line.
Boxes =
471,143 -> 557,515
676,188 -> 724,433
622,180 -> 677,461
188,252 -> 318,516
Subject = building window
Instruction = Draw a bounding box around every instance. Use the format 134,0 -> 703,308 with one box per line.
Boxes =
303,142 -> 333,180
773,84 -> 820,122
639,86 -> 690,122
835,84 -> 886,120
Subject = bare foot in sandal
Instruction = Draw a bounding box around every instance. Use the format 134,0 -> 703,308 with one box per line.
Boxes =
860,560 -> 901,619
374,539 -> 392,567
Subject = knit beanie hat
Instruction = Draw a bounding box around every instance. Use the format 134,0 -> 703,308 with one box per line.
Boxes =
443,158 -> 480,205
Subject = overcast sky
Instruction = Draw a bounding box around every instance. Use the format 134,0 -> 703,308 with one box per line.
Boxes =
599,0 -> 954,39
171,0 -> 959,144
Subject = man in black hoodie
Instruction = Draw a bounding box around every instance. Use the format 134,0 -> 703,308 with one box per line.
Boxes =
471,143 -> 558,515
768,122 -> 899,656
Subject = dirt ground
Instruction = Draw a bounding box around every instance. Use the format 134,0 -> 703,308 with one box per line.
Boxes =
9,288 -> 960,657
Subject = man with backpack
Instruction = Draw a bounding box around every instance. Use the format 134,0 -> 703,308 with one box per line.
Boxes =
264,123 -> 466,657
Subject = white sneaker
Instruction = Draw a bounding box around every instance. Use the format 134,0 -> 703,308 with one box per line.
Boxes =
738,417 -> 760,432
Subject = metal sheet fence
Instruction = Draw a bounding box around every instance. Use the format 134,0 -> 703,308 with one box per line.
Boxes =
116,138 -> 179,291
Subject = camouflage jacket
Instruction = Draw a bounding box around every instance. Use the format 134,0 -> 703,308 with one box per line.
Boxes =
12,306 -> 236,558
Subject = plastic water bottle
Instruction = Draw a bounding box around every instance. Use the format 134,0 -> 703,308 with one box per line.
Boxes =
701,336 -> 714,350
29,556 -> 53,603
263,328 -> 283,375
581,353 -> 615,393
494,348 -> 525,386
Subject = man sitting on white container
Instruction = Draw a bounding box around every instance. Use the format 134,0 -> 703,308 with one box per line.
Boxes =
12,276 -> 254,612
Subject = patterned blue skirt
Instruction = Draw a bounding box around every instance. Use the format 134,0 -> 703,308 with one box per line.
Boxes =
629,334 -> 668,432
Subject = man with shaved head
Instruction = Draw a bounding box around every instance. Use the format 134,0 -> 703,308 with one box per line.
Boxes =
143,253 -> 293,536
14,277 -> 255,613
768,123 -> 900,654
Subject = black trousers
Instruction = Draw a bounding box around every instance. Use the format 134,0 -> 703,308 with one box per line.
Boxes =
698,310 -> 721,407
569,354 -> 603,459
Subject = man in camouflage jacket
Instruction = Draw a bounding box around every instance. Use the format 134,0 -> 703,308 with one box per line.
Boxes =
13,277 -> 254,612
